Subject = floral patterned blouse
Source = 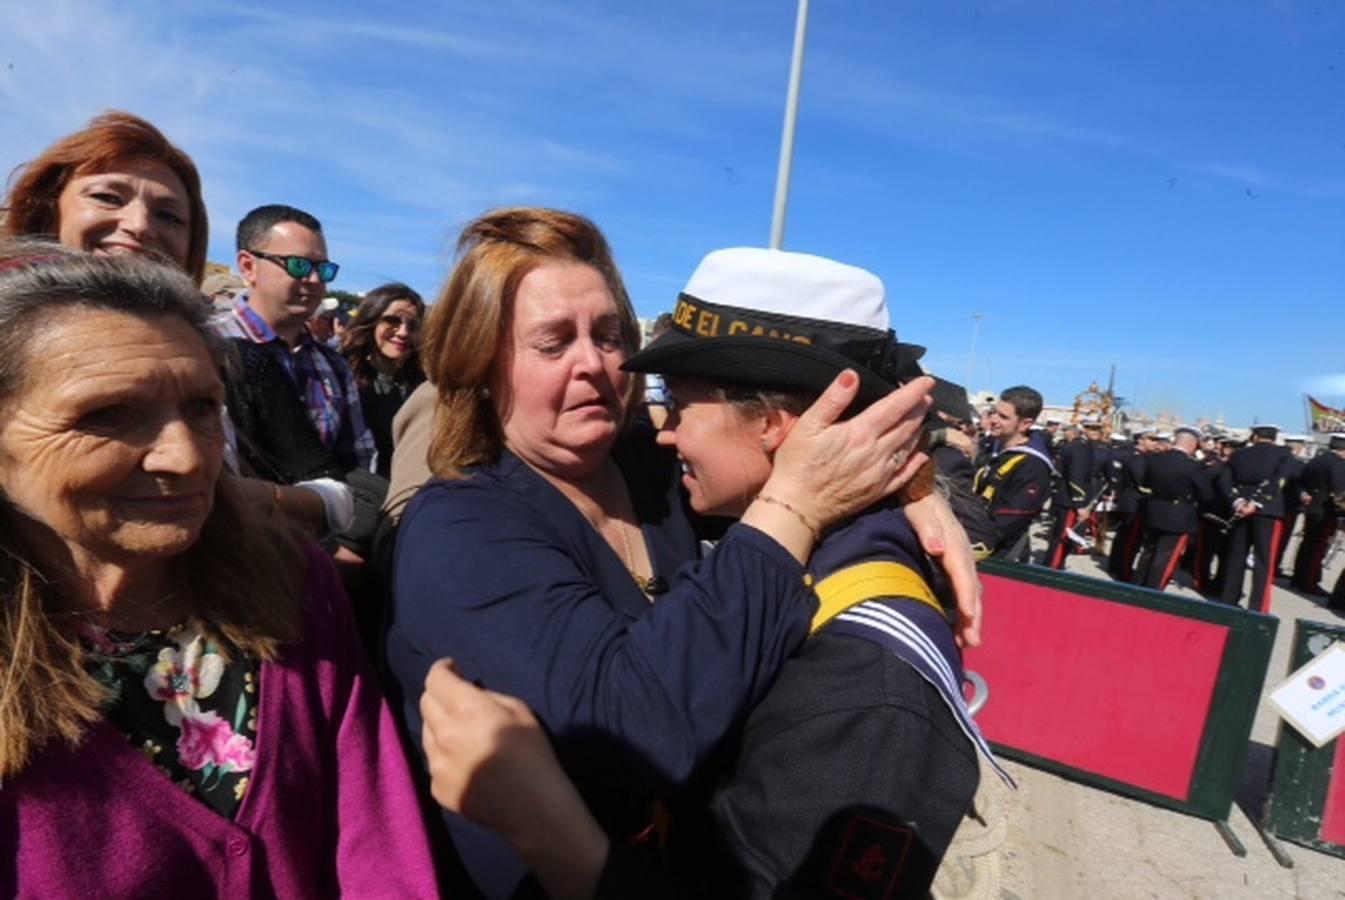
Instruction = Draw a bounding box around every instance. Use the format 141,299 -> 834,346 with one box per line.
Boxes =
79,623 -> 260,819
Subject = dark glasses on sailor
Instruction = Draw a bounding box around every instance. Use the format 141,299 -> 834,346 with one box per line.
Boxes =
378,313 -> 421,332
247,249 -> 340,283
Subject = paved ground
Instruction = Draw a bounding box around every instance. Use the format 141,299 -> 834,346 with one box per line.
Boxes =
933,523 -> 1345,900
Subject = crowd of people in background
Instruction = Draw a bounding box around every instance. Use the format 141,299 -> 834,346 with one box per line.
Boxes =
938,388 -> 1345,612
2,109 -> 1340,899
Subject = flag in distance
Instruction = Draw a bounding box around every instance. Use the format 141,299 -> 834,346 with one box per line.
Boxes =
1307,395 -> 1345,433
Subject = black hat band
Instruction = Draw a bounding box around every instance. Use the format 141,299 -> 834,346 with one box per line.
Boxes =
669,293 -> 923,384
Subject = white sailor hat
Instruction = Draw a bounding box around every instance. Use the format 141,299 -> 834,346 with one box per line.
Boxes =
624,247 -> 927,411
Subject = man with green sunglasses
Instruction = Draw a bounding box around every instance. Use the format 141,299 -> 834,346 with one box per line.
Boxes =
216,203 -> 376,485
248,247 -> 340,284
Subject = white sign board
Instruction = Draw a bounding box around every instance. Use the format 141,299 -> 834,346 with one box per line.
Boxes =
1269,642 -> 1345,748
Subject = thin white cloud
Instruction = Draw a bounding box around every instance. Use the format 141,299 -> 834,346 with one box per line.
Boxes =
211,2 -> 526,60
1201,162 -> 1275,189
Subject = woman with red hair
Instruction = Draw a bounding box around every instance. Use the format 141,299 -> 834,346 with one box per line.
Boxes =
2,110 -> 209,283
2,111 -> 359,540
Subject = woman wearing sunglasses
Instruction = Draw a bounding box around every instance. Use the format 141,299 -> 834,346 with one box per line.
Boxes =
341,284 -> 427,480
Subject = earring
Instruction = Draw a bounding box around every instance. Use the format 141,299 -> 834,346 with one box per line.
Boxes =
761,438 -> 771,453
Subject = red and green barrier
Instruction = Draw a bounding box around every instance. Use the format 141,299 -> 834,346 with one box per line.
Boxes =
964,560 -> 1277,821
1264,619 -> 1345,858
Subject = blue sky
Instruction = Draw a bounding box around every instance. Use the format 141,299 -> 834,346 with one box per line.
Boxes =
3,1 -> 1342,427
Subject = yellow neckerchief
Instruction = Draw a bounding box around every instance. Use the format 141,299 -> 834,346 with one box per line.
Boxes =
973,451 -> 1029,503
809,560 -> 942,635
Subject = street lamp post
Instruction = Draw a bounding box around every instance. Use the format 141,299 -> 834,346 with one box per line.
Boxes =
770,0 -> 811,249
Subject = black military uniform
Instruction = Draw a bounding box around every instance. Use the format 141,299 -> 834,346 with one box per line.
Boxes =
1216,428 -> 1297,610
1085,435 -> 1114,551
1043,432 -> 1095,568
1132,445 -> 1213,590
1292,437 -> 1345,594
1106,440 -> 1146,581
972,438 -> 1056,562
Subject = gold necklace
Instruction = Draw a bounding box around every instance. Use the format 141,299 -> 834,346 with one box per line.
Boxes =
577,464 -> 660,598
615,516 -> 659,597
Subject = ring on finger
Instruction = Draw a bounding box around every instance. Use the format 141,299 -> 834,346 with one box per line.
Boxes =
891,448 -> 909,469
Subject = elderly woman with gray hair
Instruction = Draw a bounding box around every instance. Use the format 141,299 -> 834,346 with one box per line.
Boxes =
0,243 -> 437,897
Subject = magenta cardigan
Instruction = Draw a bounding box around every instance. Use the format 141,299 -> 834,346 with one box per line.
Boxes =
1,547 -> 439,898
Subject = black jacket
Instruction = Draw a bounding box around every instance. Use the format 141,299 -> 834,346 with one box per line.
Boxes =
1108,445 -> 1145,515
1053,438 -> 1095,508
1300,452 -> 1345,516
1141,450 -> 1213,534
705,631 -> 979,899
224,340 -> 347,483
1216,442 -> 1296,518
973,444 -> 1054,555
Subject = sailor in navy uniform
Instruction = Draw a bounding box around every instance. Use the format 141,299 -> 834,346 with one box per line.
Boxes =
1132,427 -> 1213,590
1216,425 -> 1297,610
619,246 -> 1011,900
972,387 -> 1056,562
1106,430 -> 1147,581
1042,420 -> 1097,568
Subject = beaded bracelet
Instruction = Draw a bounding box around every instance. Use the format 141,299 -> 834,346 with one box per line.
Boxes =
755,494 -> 821,542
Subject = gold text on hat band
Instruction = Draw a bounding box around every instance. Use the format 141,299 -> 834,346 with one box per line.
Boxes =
672,297 -> 813,345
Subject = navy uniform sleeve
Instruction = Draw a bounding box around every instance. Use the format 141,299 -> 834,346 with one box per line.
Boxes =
389,480 -> 814,790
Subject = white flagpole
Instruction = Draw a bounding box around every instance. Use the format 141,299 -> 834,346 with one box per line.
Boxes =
770,0 -> 810,250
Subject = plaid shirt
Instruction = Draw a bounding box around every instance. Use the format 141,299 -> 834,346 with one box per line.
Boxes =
214,296 -> 376,472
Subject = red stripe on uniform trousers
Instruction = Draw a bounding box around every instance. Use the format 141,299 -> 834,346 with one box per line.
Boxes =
1260,519 -> 1284,614
1049,509 -> 1077,569
1158,534 -> 1190,591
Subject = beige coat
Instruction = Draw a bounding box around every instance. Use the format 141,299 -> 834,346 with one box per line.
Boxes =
383,381 -> 435,520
